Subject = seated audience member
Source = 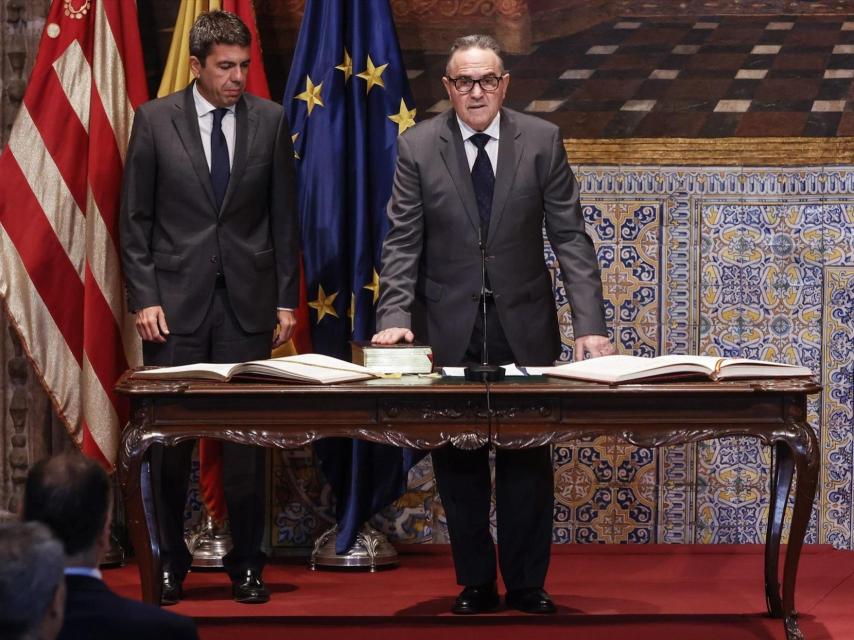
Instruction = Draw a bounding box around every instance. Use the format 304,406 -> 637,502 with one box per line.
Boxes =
23,452 -> 198,640
0,521 -> 66,640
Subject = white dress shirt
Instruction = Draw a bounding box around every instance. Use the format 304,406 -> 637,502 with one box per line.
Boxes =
456,112 -> 501,174
192,82 -> 236,170
65,566 -> 103,580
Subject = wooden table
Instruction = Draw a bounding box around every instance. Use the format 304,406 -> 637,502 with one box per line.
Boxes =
116,374 -> 820,640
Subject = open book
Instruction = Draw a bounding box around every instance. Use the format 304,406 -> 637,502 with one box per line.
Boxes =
536,355 -> 813,384
131,353 -> 378,384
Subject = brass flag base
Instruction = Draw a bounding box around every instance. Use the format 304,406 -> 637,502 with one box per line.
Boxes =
186,513 -> 232,569
310,524 -> 398,571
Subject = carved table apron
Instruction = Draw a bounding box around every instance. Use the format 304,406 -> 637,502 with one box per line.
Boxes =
116,374 -> 820,640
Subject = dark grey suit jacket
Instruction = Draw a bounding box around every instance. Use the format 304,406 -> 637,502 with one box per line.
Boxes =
120,83 -> 299,335
376,108 -> 606,367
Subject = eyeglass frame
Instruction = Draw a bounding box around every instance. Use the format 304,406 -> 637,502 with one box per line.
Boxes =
444,73 -> 507,94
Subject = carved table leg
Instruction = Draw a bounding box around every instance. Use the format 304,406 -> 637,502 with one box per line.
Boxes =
118,403 -> 162,605
780,421 -> 820,640
765,440 -> 794,618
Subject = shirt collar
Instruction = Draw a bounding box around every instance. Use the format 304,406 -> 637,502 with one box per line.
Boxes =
456,111 -> 501,142
192,82 -> 236,118
64,567 -> 103,580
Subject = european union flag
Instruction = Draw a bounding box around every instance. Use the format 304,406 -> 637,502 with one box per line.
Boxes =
284,0 -> 421,553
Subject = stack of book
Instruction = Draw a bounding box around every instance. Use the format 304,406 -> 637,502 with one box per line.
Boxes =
350,341 -> 433,374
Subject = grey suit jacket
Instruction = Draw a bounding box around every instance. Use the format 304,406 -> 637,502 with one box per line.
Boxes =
120,83 -> 299,335
376,108 -> 606,367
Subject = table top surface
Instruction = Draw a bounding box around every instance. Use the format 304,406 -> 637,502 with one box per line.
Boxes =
116,370 -> 821,397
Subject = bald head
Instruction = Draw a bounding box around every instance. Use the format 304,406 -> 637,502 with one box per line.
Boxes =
23,452 -> 111,557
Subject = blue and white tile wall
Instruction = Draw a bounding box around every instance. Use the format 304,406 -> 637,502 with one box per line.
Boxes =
268,165 -> 854,551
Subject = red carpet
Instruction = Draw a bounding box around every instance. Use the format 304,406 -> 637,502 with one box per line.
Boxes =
103,544 -> 854,639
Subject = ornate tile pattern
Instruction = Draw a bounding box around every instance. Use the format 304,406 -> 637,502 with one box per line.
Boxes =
550,200 -> 662,544
820,267 -> 854,549
553,200 -> 663,360
264,166 -> 854,553
270,447 -> 335,547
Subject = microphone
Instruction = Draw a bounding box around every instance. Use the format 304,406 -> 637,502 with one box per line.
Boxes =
464,226 -> 505,382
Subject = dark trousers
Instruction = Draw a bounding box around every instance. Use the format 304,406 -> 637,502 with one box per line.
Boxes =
431,300 -> 554,590
143,288 -> 270,582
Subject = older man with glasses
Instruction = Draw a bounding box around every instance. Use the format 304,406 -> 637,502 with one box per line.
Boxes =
373,34 -> 613,615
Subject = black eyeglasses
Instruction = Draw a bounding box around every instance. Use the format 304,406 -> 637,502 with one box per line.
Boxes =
445,75 -> 504,94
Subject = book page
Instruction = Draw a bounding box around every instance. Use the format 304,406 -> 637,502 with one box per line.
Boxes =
544,355 -> 714,383
557,355 -> 709,376
244,353 -> 376,383
132,362 -> 237,380
719,358 -> 801,368
267,353 -> 375,375
715,358 -> 812,379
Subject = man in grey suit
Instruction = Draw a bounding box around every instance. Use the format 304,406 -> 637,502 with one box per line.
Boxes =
373,35 -> 614,615
120,11 -> 298,605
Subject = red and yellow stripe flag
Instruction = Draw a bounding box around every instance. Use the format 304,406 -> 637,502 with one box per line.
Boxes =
0,0 -> 147,467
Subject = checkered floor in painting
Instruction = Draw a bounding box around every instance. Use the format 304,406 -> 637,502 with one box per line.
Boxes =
402,15 -> 854,137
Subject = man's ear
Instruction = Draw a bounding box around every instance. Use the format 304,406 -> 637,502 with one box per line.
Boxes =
42,579 -> 66,640
189,55 -> 202,79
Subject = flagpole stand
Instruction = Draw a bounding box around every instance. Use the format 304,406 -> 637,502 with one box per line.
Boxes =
186,511 -> 233,569
310,524 -> 398,572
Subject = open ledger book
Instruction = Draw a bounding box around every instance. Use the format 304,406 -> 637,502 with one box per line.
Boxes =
131,353 -> 378,384
534,354 -> 813,384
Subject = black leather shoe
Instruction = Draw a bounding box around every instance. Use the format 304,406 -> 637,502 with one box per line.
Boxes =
232,569 -> 270,604
505,587 -> 556,614
161,570 -> 183,606
451,582 -> 500,614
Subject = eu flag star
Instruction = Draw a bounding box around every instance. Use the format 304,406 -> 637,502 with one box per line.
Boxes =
356,55 -> 388,94
388,99 -> 416,135
308,284 -> 339,322
295,76 -> 324,115
335,48 -> 353,83
363,269 -> 380,304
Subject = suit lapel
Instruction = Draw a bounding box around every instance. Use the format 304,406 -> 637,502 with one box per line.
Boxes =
439,112 -> 481,235
173,83 -> 218,214
487,109 -> 523,244
220,95 -> 257,217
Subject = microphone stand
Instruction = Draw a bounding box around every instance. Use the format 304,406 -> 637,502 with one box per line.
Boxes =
464,227 -> 505,382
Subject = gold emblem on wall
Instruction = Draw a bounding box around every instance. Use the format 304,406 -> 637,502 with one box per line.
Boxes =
64,0 -> 90,20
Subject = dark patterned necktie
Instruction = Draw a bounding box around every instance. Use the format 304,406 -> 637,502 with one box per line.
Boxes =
469,133 -> 494,231
210,107 -> 230,210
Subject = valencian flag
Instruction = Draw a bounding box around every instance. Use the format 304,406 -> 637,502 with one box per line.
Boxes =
0,0 -> 147,466
284,0 -> 421,552
157,0 -> 314,527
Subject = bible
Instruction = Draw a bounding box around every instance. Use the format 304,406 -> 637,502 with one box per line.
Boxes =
537,354 -> 813,384
131,353 -> 378,384
350,341 -> 433,374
